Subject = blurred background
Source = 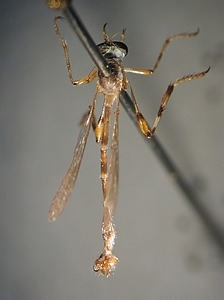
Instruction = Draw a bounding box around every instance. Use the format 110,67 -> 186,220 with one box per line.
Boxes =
1,0 -> 224,299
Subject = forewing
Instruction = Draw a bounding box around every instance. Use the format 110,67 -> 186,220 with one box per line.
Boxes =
48,104 -> 95,221
105,100 -> 119,217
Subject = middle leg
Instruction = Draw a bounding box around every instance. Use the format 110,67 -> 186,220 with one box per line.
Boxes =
128,68 -> 210,138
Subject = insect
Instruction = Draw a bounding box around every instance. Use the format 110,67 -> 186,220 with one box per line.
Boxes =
48,17 -> 209,276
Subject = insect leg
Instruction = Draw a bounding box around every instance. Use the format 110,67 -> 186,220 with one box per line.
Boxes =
125,30 -> 200,76
127,68 -> 210,138
54,17 -> 98,86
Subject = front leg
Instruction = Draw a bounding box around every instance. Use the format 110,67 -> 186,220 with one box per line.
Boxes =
54,17 -> 98,86
72,68 -> 98,86
125,30 -> 200,76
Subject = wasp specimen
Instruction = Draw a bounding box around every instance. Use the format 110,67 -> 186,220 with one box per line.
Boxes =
48,17 -> 209,276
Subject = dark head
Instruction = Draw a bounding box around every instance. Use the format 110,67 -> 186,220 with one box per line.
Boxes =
97,24 -> 128,61
97,41 -> 128,60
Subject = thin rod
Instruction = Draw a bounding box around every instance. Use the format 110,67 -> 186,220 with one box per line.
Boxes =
63,4 -> 111,77
48,1 -> 224,252
120,90 -> 224,251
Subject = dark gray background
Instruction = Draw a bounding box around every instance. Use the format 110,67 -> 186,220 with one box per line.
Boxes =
1,1 -> 224,299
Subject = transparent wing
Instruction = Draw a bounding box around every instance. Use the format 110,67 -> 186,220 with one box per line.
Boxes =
105,99 -> 119,218
48,100 -> 96,221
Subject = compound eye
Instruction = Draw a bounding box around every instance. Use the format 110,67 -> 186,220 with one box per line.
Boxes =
114,42 -> 128,57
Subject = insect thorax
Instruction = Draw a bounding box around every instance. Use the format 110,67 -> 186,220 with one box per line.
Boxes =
97,58 -> 124,96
